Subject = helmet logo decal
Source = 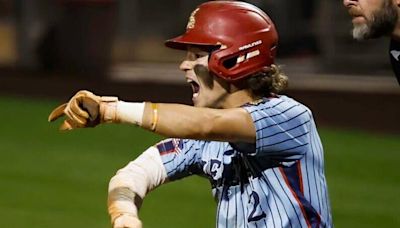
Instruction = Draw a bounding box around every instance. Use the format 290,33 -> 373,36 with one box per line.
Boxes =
186,8 -> 200,30
238,40 -> 263,51
237,50 -> 260,63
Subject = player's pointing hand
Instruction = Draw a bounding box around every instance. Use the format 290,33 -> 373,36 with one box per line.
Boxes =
48,90 -> 119,130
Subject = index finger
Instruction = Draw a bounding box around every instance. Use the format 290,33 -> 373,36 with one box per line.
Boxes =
48,103 -> 68,122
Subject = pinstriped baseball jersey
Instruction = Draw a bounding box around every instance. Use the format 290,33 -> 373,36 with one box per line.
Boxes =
157,95 -> 332,227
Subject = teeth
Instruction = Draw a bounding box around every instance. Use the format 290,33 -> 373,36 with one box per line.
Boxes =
193,93 -> 199,98
187,79 -> 193,83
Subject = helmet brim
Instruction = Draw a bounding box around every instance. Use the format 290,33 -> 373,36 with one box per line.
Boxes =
165,34 -> 220,51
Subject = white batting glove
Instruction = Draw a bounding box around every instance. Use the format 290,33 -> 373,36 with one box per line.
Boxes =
113,214 -> 142,228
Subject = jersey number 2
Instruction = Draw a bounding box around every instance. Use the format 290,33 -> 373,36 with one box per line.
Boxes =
248,191 -> 266,222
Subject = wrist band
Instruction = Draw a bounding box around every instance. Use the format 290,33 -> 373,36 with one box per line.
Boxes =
150,103 -> 158,131
116,101 -> 145,125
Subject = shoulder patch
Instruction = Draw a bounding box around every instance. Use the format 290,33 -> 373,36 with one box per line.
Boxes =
156,139 -> 184,156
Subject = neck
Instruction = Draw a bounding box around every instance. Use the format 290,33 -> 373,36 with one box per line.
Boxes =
220,89 -> 259,109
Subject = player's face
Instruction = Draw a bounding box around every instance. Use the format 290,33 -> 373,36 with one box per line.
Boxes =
343,0 -> 398,40
180,47 -> 229,108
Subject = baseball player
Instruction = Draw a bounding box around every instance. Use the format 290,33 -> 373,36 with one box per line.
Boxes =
343,0 -> 400,84
49,1 -> 332,227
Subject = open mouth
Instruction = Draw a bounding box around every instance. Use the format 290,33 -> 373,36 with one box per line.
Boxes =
187,79 -> 200,99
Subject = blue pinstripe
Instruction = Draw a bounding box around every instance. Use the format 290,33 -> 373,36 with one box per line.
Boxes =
158,95 -> 332,227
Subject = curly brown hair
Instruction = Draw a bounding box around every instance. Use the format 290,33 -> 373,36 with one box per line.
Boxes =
246,64 -> 288,97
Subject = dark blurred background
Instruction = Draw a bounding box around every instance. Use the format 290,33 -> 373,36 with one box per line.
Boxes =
0,0 -> 395,73
0,0 -> 399,133
0,0 -> 395,72
0,1 -> 399,227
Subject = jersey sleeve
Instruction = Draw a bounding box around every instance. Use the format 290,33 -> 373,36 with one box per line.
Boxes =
156,138 -> 204,181
242,97 -> 312,161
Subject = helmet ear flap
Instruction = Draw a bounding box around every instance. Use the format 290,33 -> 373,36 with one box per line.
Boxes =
209,48 -> 250,81
208,38 -> 276,81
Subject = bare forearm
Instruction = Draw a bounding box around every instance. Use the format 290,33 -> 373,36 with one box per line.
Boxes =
142,103 -> 255,143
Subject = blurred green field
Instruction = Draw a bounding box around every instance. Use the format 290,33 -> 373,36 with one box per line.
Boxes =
0,96 -> 399,228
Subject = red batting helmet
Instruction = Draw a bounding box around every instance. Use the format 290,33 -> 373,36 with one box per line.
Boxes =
165,1 -> 278,81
